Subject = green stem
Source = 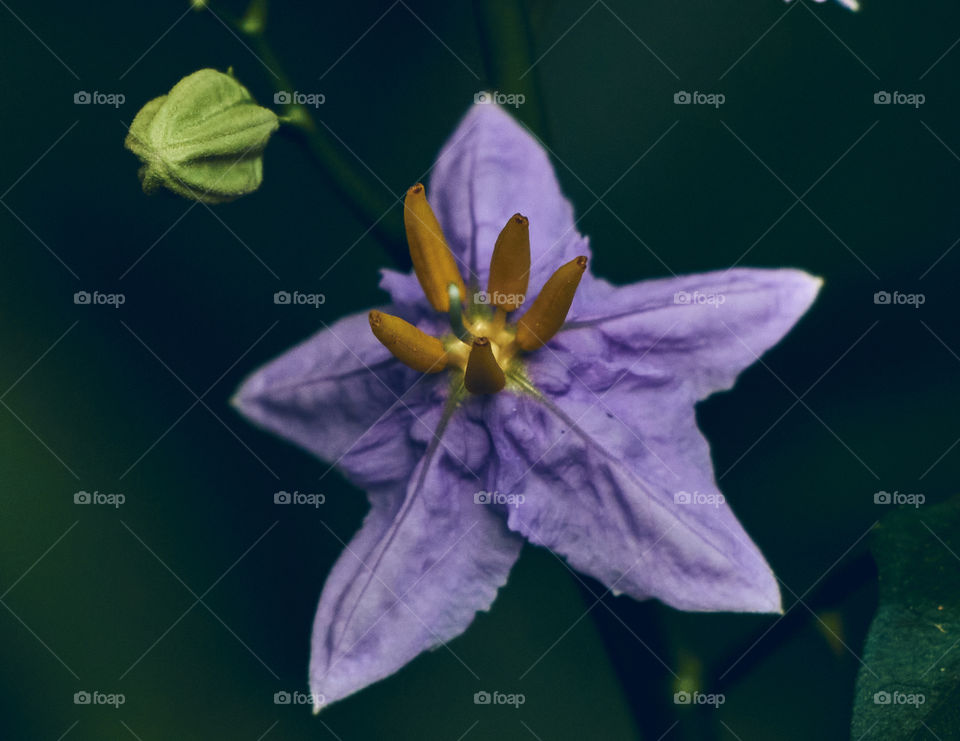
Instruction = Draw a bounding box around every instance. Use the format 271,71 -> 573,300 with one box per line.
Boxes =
472,0 -> 550,140
714,551 -> 877,691
205,2 -> 409,267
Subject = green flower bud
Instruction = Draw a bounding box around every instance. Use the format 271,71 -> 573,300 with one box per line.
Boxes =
124,68 -> 279,204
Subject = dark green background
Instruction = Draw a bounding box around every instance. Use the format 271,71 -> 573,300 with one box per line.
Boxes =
1,1 -> 958,739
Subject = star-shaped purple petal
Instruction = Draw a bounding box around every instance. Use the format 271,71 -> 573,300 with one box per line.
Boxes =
235,101 -> 821,708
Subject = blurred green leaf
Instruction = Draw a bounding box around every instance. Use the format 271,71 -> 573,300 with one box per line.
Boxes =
851,494 -> 960,740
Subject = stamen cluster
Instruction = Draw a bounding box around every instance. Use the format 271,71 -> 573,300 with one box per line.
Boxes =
369,184 -> 587,394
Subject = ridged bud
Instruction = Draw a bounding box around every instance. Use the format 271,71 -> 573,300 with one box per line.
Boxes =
124,68 -> 279,204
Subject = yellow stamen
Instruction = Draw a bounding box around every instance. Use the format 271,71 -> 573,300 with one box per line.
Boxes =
515,256 -> 587,351
369,310 -> 448,373
404,184 -> 466,312
487,213 -> 530,312
464,337 -> 506,395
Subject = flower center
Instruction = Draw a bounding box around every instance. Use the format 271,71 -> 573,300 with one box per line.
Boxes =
369,183 -> 587,395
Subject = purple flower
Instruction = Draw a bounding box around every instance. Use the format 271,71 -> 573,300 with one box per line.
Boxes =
234,102 -> 821,709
